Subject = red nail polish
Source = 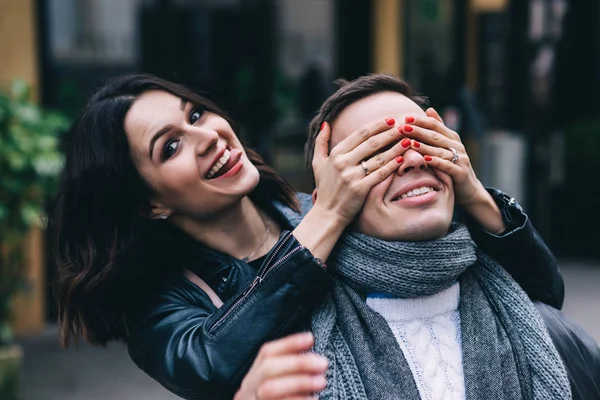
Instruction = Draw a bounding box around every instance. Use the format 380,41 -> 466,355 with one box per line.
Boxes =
401,138 -> 411,148
413,140 -> 421,148
406,116 -> 415,123
385,118 -> 395,126
320,121 -> 326,131
397,125 -> 404,133
404,125 -> 413,133
396,156 -> 404,164
424,155 -> 433,162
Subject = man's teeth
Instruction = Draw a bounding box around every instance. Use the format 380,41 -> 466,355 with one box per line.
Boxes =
401,186 -> 434,199
207,150 -> 231,179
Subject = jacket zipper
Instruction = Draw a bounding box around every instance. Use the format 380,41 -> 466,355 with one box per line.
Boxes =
208,232 -> 303,334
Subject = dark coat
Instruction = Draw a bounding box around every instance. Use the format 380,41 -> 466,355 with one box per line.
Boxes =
127,189 -> 595,399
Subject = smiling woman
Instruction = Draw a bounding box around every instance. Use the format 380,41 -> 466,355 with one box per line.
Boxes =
48,73 -> 574,400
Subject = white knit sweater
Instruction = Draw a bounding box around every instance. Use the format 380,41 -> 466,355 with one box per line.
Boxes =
366,283 -> 465,400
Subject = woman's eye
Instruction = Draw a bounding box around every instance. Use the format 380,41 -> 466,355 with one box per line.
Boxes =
189,108 -> 205,125
162,139 -> 180,160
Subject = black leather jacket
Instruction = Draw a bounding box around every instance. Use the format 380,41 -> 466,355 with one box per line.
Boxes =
126,189 -> 579,399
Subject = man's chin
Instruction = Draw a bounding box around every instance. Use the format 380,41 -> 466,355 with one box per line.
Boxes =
357,218 -> 453,242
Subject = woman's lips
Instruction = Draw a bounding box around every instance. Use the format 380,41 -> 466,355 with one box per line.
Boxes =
212,149 -> 243,180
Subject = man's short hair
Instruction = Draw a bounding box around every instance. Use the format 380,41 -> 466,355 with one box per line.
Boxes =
304,74 -> 428,186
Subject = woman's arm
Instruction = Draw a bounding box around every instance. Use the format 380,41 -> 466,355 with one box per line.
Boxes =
127,232 -> 331,400
463,188 -> 564,309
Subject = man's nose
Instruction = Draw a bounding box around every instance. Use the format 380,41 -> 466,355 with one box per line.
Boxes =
396,149 -> 427,175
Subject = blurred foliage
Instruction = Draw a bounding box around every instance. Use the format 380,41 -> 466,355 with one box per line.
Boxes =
0,80 -> 69,344
565,117 -> 600,162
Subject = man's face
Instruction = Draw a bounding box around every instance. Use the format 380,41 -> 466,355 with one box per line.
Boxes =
329,92 -> 455,241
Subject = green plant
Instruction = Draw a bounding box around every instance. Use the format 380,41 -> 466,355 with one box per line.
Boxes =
0,80 -> 69,344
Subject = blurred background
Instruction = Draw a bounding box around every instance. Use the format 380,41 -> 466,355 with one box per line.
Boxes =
0,0 -> 598,398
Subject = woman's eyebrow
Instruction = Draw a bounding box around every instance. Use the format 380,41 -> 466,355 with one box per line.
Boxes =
148,99 -> 188,159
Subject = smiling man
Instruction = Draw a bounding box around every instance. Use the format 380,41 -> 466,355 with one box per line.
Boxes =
296,74 -> 599,400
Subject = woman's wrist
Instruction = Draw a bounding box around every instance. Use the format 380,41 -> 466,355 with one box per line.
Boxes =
462,186 -> 506,235
292,203 -> 348,261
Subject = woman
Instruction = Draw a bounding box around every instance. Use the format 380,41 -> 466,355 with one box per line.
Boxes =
51,74 -> 564,400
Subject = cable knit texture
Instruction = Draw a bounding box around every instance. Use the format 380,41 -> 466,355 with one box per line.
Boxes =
367,283 -> 465,400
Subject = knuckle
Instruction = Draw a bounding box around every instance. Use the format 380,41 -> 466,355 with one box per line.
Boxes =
431,132 -> 442,142
375,154 -> 385,166
377,169 -> 387,181
332,157 -> 345,170
357,128 -> 369,138
367,137 -> 379,148
438,150 -> 446,159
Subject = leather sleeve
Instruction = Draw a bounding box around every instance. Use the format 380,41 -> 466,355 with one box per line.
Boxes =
534,303 -> 600,399
127,231 -> 332,400
465,188 -> 565,309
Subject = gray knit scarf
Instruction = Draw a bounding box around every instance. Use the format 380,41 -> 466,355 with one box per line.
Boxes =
309,224 -> 572,399
277,197 -> 570,399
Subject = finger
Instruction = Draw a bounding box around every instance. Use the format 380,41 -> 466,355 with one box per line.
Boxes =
404,115 -> 461,142
333,117 -> 397,156
361,154 -> 404,187
410,140 -> 455,162
400,124 -> 461,151
257,374 -> 326,400
311,122 -> 331,171
362,138 -> 410,174
426,107 -> 444,124
423,155 -> 462,177
347,124 -> 404,163
256,333 -> 314,360
257,354 -> 328,381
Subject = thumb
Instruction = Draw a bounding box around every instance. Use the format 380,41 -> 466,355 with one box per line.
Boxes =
426,107 -> 444,124
312,121 -> 331,168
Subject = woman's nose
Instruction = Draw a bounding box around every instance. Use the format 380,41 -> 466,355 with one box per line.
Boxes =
396,149 -> 427,175
193,128 -> 219,156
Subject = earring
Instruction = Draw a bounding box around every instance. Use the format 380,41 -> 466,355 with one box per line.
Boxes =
159,213 -> 168,220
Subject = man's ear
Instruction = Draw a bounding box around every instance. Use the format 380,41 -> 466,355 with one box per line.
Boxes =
311,188 -> 318,205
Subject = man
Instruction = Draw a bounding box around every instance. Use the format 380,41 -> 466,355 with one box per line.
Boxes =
236,74 -> 599,400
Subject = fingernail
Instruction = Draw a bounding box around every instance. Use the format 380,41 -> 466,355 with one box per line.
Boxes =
413,140 -> 421,148
397,125 -> 404,133
406,116 -> 415,123
403,125 -> 413,133
401,138 -> 411,148
320,121 -> 326,131
424,155 -> 433,162
396,156 -> 404,163
385,118 -> 395,126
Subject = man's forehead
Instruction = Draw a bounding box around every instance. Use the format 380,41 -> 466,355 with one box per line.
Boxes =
330,92 -> 425,148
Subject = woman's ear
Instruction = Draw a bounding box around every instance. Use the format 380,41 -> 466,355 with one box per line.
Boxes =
311,188 -> 318,205
140,199 -> 171,220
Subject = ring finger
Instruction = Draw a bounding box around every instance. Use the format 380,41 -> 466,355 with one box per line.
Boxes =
410,140 -> 460,164
361,139 -> 410,176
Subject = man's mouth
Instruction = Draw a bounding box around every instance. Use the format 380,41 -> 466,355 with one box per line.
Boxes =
391,186 -> 437,201
206,148 -> 240,179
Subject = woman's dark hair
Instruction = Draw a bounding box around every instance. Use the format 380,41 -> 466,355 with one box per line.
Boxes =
50,74 -> 299,347
305,74 -> 428,186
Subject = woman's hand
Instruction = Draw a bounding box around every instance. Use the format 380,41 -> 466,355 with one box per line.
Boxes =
294,118 -> 408,261
234,332 -> 327,400
312,118 -> 408,225
400,108 -> 505,234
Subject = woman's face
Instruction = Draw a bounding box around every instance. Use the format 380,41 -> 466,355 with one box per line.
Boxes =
125,90 -> 260,220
